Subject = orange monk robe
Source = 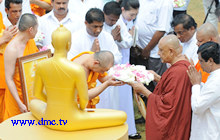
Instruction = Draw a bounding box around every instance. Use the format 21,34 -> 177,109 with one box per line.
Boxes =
71,51 -> 108,108
3,39 -> 38,121
0,11 -> 6,123
31,0 -> 51,17
195,60 -> 210,83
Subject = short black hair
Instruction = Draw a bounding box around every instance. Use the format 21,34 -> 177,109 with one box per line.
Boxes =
119,0 -> 139,10
86,8 -> 105,24
103,1 -> 122,16
19,13 -> 37,32
171,14 -> 197,30
197,41 -> 220,64
5,0 -> 22,10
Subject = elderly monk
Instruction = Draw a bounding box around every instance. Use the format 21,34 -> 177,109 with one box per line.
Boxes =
72,51 -> 123,108
0,10 -> 17,122
30,24 -> 126,131
3,13 -> 38,121
130,35 -> 192,140
30,0 -> 52,16
193,23 -> 220,83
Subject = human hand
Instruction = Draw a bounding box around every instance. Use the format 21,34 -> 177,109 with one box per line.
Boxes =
111,25 -> 122,42
141,47 -> 150,59
128,81 -> 145,93
128,26 -> 135,37
18,102 -> 28,113
187,65 -> 201,85
91,38 -> 100,52
106,76 -> 125,86
184,54 -> 194,66
2,26 -> 18,43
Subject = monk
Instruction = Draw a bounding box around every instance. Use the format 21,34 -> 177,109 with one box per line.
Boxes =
0,11 -> 17,123
30,24 -> 127,131
130,35 -> 192,140
30,0 -> 52,16
71,51 -> 124,108
3,13 -> 39,121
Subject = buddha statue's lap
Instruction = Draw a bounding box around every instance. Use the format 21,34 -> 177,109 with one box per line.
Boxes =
30,24 -> 127,131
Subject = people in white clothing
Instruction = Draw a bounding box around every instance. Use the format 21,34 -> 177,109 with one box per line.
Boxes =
3,0 -> 22,28
187,41 -> 220,140
68,0 -> 104,17
67,8 -> 122,64
36,0 -> 84,51
171,14 -> 198,65
101,1 -> 140,138
0,0 -> 31,18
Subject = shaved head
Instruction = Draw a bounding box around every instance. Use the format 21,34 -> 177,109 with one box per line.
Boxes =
160,35 -> 182,54
94,51 -> 114,68
197,23 -> 219,39
18,13 -> 37,32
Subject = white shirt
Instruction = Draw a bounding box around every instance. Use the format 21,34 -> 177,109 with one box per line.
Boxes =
67,28 -> 122,64
136,0 -> 173,58
3,17 -> 12,28
36,10 -> 84,52
190,68 -> 220,140
0,0 -> 31,18
180,32 -> 198,65
68,0 -> 104,18
103,16 -> 133,50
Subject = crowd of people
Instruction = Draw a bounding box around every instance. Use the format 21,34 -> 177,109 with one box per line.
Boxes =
0,0 -> 220,140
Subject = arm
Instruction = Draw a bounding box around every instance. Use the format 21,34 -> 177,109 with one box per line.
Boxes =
141,31 -> 165,58
109,38 -> 122,64
76,66 -> 89,110
30,0 -> 53,11
129,82 -> 152,98
88,76 -> 124,100
33,64 -> 47,102
4,45 -> 27,113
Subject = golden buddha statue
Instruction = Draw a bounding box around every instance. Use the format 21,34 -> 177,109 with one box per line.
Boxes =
29,24 -> 127,131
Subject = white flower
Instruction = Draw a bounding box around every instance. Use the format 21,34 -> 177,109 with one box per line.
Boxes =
34,30 -> 45,42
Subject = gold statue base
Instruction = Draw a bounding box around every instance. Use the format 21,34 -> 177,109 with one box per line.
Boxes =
0,112 -> 128,140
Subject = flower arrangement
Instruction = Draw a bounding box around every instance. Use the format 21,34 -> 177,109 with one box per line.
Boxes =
34,30 -> 44,42
173,0 -> 186,8
109,63 -> 154,85
39,45 -> 49,51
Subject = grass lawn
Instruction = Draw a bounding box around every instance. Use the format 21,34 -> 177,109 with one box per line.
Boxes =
131,0 -> 218,139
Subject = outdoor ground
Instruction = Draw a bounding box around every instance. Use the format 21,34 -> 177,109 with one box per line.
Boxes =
131,0 -> 219,139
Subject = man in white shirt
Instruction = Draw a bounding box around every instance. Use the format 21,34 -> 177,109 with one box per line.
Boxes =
135,0 -> 173,91
36,0 -> 84,51
171,14 -> 198,65
0,0 -> 31,18
187,41 -> 220,140
68,0 -> 104,18
3,0 -> 22,28
67,8 -> 122,64
101,2 -> 140,139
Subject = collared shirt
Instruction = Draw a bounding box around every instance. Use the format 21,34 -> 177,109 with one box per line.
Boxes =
67,27 -> 122,64
3,17 -> 12,28
68,0 -> 104,17
190,68 -> 220,140
0,0 -> 31,18
36,10 -> 84,51
136,0 -> 173,58
180,32 -> 198,65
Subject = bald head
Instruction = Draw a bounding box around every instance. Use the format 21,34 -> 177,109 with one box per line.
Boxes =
197,23 -> 219,41
19,13 -> 37,32
159,35 -> 182,54
94,51 -> 114,68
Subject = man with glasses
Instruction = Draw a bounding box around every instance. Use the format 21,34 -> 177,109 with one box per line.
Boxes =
171,14 -> 198,65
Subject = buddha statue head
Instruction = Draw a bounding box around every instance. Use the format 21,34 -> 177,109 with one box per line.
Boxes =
51,24 -> 71,53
